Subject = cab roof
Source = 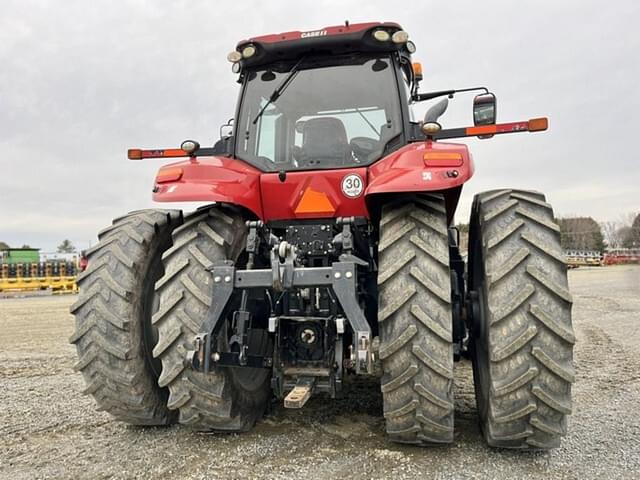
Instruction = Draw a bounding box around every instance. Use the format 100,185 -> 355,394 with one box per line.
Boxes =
234,22 -> 407,67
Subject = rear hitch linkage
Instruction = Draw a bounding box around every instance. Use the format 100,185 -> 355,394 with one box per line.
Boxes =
185,219 -> 374,376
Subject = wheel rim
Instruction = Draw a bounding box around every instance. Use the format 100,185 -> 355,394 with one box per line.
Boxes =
141,239 -> 169,381
218,306 -> 272,393
231,328 -> 271,392
469,211 -> 491,426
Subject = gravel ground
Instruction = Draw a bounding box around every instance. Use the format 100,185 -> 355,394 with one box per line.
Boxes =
1,265 -> 639,479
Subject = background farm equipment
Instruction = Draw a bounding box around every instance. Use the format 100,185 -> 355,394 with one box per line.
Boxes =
603,248 -> 640,265
564,250 -> 603,268
0,248 -> 79,294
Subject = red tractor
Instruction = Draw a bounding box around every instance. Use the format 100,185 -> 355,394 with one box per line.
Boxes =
71,22 -> 574,449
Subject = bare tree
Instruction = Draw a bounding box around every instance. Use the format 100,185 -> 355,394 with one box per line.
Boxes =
631,213 -> 640,247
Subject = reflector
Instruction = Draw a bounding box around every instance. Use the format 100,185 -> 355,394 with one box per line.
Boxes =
528,117 -> 549,132
294,187 -> 336,215
466,125 -> 497,136
127,149 -> 142,160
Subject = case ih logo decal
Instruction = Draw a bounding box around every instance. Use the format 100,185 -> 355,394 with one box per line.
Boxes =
341,173 -> 364,198
301,30 -> 327,38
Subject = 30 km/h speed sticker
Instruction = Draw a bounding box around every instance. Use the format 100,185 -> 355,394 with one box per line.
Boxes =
341,173 -> 364,198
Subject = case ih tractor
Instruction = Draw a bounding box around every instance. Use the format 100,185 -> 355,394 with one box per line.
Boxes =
71,22 -> 574,449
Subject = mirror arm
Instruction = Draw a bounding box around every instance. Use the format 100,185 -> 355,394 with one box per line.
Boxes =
413,86 -> 488,102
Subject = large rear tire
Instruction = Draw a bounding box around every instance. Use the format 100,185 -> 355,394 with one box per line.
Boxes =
153,207 -> 271,431
378,193 -> 455,445
469,189 -> 575,449
70,209 -> 182,425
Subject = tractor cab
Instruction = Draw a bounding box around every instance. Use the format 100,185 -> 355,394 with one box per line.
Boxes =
229,22 -> 414,172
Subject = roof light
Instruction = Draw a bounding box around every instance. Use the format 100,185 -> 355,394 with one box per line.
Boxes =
180,140 -> 200,154
227,51 -> 242,63
392,30 -> 409,44
372,29 -> 391,42
241,44 -> 256,58
422,122 -> 442,134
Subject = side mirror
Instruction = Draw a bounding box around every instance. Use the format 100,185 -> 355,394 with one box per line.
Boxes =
220,118 -> 234,139
473,93 -> 497,126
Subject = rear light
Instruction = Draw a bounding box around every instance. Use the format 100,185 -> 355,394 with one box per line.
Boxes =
156,167 -> 183,183
423,152 -> 463,167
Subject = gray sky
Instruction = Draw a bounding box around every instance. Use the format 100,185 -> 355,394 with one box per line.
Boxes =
1,0 -> 638,251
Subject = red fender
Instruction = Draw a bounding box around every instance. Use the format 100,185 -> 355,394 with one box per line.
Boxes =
152,157 -> 264,218
365,141 -> 475,197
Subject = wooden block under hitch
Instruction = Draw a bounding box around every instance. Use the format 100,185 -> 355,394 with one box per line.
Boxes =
284,377 -> 315,409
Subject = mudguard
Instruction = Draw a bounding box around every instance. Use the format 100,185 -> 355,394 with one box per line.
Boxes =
366,141 -> 474,197
152,157 -> 263,218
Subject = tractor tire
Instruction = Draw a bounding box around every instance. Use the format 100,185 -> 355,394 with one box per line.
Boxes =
70,209 -> 182,425
378,193 -> 455,445
153,207 -> 271,431
468,189 -> 575,449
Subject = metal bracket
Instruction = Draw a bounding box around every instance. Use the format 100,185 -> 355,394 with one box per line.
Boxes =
270,241 -> 297,291
191,255 -> 373,376
331,262 -> 372,374
198,264 -> 235,372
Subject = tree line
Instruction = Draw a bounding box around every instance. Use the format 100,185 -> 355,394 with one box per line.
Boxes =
456,213 -> 639,253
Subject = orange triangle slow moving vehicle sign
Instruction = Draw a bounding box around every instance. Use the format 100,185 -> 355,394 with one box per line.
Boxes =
294,186 -> 336,215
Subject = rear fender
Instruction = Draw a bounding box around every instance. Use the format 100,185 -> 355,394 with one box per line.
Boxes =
365,141 -> 474,196
152,157 -> 263,218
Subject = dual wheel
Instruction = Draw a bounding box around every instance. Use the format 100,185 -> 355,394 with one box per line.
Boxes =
377,190 -> 574,449
70,207 -> 271,430
70,189 -> 574,449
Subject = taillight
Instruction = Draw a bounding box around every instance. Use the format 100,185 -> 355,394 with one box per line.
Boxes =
156,167 -> 183,183
423,151 -> 463,167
